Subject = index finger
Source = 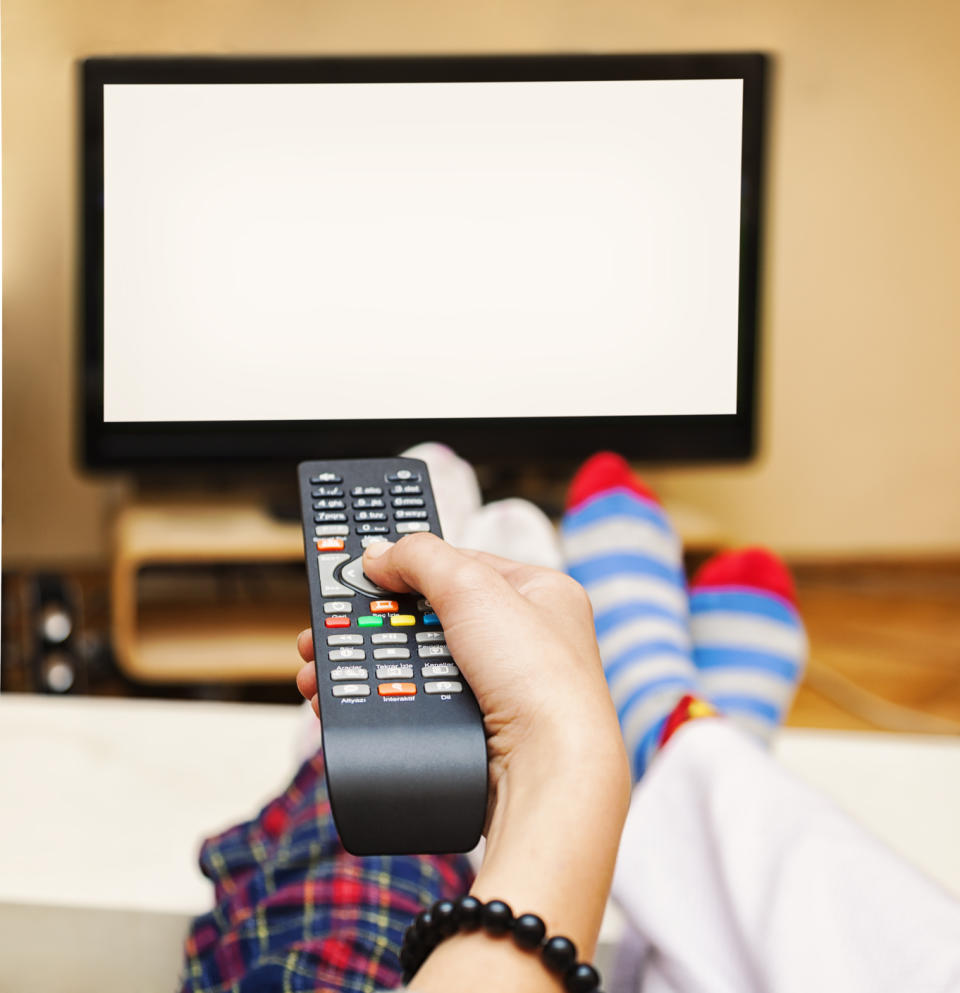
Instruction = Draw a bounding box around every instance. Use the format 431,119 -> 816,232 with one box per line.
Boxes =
297,628 -> 315,662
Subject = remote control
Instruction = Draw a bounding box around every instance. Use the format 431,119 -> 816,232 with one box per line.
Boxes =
297,457 -> 488,856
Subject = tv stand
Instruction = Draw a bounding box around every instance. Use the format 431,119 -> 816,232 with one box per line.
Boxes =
109,488 -> 727,685
110,498 -> 308,683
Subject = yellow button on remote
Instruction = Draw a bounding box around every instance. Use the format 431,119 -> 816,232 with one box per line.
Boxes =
390,614 -> 416,626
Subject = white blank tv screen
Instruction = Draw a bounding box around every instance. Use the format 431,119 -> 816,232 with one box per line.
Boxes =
101,77 -> 744,424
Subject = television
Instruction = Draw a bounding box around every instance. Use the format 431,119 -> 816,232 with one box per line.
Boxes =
81,53 -> 766,469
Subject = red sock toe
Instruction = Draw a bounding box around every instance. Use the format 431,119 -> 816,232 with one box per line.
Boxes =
566,452 -> 659,510
691,547 -> 797,607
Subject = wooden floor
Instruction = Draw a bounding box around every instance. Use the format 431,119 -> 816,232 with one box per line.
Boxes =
786,560 -> 960,733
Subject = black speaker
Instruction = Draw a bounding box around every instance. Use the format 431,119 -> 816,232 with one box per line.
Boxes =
32,574 -> 82,693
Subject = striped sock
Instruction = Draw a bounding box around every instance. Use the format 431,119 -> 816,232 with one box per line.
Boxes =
690,548 -> 807,743
562,453 -> 697,783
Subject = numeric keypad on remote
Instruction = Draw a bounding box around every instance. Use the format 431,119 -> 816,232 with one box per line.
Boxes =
301,459 -> 464,705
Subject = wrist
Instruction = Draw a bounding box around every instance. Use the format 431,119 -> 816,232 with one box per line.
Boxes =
486,712 -> 630,848
475,729 -> 630,956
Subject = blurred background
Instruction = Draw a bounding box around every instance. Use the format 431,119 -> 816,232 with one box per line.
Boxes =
3,0 -> 959,725
3,3 -> 960,990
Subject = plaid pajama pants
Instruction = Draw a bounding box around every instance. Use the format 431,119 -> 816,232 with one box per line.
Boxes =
180,748 -> 474,993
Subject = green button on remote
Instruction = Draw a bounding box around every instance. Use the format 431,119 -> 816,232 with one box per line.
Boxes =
358,615 -> 383,627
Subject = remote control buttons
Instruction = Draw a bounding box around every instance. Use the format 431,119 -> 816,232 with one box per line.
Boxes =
351,486 -> 383,496
397,522 -> 429,534
373,647 -> 410,660
311,473 -> 342,484
371,632 -> 407,644
421,663 -> 459,678
389,614 -> 416,627
358,616 -> 383,628
332,684 -> 369,698
415,631 -> 445,643
417,598 -> 432,611
340,557 -> 391,596
315,512 -> 347,523
423,612 -> 441,626
390,484 -> 422,495
386,471 -> 420,482
352,497 -> 385,509
331,666 -> 368,681
356,524 -> 390,535
424,681 -> 463,694
316,524 -> 349,537
312,486 -> 343,497
370,600 -> 398,613
327,634 -> 363,646
375,664 -> 414,679
395,509 -> 428,521
354,511 -> 387,522
317,554 -> 353,597
316,537 -> 345,552
313,499 -> 345,510
325,616 -> 351,629
418,644 -> 451,659
378,682 -> 417,696
392,497 -> 425,508
323,601 -> 353,614
329,648 -> 366,662
361,535 -> 389,548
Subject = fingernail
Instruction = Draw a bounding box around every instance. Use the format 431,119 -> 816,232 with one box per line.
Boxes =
363,540 -> 393,560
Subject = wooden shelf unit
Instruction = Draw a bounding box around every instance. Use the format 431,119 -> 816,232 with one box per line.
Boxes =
108,494 -> 729,684
111,500 -> 309,683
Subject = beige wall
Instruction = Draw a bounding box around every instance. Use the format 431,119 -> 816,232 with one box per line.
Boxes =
4,0 -> 960,566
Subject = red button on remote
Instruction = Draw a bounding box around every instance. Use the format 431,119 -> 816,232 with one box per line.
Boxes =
370,600 -> 399,613
325,616 -> 351,629
378,682 -> 417,697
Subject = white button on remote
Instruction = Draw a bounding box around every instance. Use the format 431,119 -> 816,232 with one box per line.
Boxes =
371,632 -> 408,645
415,631 -> 445,643
376,664 -> 414,679
324,601 -> 354,614
332,683 -> 370,698
317,553 -> 353,597
421,663 -> 459,678
419,644 -> 451,658
327,634 -> 363,647
373,647 -> 411,660
329,648 -> 366,662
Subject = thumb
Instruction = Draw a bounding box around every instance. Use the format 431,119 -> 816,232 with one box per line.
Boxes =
362,533 -> 515,620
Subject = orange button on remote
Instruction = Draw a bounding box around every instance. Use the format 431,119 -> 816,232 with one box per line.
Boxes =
378,682 -> 417,697
325,616 -> 351,628
370,600 -> 399,613
316,537 -> 345,552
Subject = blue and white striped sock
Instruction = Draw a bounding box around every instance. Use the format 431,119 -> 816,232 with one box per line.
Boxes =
690,548 -> 807,743
562,454 -> 697,783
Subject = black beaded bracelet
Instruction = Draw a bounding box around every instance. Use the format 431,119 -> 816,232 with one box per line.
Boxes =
400,896 -> 603,993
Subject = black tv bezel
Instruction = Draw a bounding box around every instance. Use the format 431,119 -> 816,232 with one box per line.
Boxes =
81,52 -> 767,469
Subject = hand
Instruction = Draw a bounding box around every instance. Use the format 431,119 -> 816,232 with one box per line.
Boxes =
296,533 -> 629,835
296,533 -> 630,972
